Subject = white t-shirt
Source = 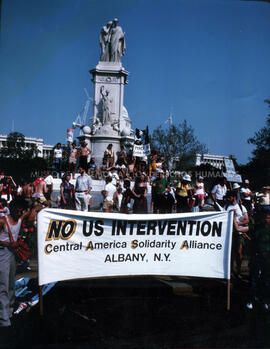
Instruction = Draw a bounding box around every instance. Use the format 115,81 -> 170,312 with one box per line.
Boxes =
240,187 -> 251,201
211,184 -> 227,200
44,175 -> 54,186
226,203 -> 247,222
104,182 -> 116,201
196,182 -> 205,195
0,207 -> 10,217
54,148 -> 63,159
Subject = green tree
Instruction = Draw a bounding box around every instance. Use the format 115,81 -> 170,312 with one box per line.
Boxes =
150,120 -> 207,170
0,132 -> 48,182
0,132 -> 39,159
245,99 -> 270,187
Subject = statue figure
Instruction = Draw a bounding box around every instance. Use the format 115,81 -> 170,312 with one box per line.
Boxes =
91,117 -> 102,135
109,18 -> 125,62
100,86 -> 113,125
99,21 -> 112,62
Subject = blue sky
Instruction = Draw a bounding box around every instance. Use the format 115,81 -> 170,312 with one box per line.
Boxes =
1,0 -> 270,164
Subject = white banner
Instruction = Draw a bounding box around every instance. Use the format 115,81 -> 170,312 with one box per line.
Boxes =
37,210 -> 233,285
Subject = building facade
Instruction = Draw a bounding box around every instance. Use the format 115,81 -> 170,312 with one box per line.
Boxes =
0,134 -> 54,159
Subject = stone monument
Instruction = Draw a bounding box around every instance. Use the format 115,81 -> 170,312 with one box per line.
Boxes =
78,18 -> 134,165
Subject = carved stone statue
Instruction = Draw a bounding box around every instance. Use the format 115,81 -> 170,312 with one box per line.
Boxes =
99,21 -> 112,62
109,18 -> 125,62
99,18 -> 125,63
100,86 -> 113,125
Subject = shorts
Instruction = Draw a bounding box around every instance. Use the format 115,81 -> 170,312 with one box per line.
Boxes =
32,193 -> 47,204
103,200 -> 114,211
69,158 -> 77,164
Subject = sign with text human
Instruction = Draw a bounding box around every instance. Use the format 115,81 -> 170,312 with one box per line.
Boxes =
37,209 -> 233,285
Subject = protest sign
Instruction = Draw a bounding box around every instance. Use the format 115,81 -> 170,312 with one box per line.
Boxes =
37,210 -> 233,286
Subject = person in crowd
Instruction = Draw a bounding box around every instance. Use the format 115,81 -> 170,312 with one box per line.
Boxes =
232,183 -> 242,204
211,177 -> 227,208
74,167 -> 92,211
195,176 -> 205,208
149,149 -> 158,178
0,198 -> 29,329
127,154 -> 136,175
103,176 -> 116,213
246,209 -> 270,310
99,158 -> 110,179
156,156 -> 164,174
225,190 -> 250,278
44,170 -> 54,205
88,157 -> 99,179
116,145 -> 127,167
175,174 -> 193,213
0,172 -> 7,199
69,142 -> 78,179
113,185 -> 123,212
104,144 -> 115,167
152,171 -> 168,213
163,184 -> 176,213
109,167 -> 120,186
79,141 -> 91,172
257,186 -> 270,210
22,180 -> 34,208
53,143 -> 63,179
121,179 -> 134,213
0,176 -> 16,203
240,179 -> 254,213
32,176 -> 48,206
60,172 -> 73,209
0,199 -> 10,217
132,173 -> 148,214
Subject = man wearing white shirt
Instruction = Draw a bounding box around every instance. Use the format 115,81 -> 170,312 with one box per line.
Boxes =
103,176 -> 116,212
211,177 -> 227,208
75,167 -> 92,211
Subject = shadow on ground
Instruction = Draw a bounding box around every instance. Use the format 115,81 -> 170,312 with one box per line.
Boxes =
9,276 -> 270,349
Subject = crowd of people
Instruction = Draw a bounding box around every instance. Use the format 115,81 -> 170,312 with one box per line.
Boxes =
0,142 -> 269,334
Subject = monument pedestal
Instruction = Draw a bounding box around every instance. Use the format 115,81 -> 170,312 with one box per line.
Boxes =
78,60 -> 134,166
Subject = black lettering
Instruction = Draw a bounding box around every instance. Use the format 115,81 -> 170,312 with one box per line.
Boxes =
212,221 -> 222,237
116,220 -> 127,235
83,220 -> 93,237
147,221 -> 157,235
137,221 -> 146,235
201,221 -> 211,236
177,221 -> 187,235
167,221 -> 176,235
94,220 -> 104,236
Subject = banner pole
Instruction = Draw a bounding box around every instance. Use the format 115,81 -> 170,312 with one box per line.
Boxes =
39,285 -> 44,316
227,279 -> 231,311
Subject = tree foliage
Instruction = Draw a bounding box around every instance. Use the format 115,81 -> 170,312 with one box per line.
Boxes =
245,99 -> 270,187
0,132 -> 48,182
150,120 -> 207,170
0,132 -> 39,159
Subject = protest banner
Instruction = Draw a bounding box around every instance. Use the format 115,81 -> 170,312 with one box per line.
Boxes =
37,209 -> 233,286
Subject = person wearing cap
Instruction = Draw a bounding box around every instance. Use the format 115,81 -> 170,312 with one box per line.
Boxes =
175,174 -> 193,213
195,176 -> 205,208
240,180 -> 254,213
257,186 -> 270,210
232,183 -> 241,204
211,177 -> 227,208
